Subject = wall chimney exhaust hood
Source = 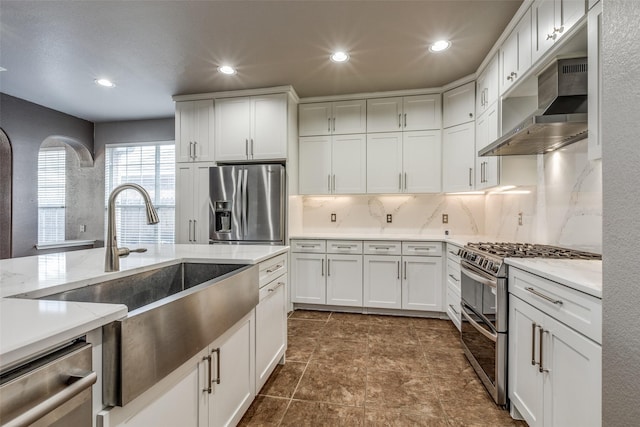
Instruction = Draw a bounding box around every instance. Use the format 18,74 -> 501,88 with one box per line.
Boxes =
479,57 -> 588,156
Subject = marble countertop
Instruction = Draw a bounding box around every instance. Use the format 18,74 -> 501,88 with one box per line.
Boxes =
505,258 -> 602,299
0,244 -> 289,370
288,232 -> 494,248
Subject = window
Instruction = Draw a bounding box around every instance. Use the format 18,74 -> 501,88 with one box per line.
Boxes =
105,142 -> 175,246
38,147 -> 66,244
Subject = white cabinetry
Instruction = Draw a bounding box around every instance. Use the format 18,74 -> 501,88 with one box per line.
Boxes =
176,100 -> 215,163
298,134 -> 366,195
509,268 -> 601,427
401,242 -> 443,311
367,131 -> 441,194
532,0 -> 586,63
256,254 -> 288,392
215,94 -> 287,161
587,0 -> 602,160
475,103 -> 500,190
501,9 -> 532,94
442,122 -> 475,192
476,55 -> 500,116
366,94 -> 441,133
327,253 -> 363,307
364,254 -> 402,309
176,162 -> 214,244
443,82 -> 475,129
291,252 -> 326,304
299,100 -> 366,136
445,243 -> 462,330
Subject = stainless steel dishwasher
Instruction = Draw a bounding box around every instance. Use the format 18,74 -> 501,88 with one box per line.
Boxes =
0,340 -> 96,427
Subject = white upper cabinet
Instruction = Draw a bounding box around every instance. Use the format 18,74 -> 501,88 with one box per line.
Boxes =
299,100 -> 366,136
367,94 -> 441,133
501,8 -> 532,94
298,136 -> 332,194
588,0 -> 602,160
366,133 -> 403,194
476,54 -> 500,114
443,82 -> 475,129
532,0 -> 586,63
215,93 -> 287,162
402,131 -> 442,193
175,100 -> 215,163
442,122 -> 475,192
476,103 -> 500,190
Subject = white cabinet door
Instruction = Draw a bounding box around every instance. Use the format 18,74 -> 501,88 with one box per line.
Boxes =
442,122 -> 475,192
326,254 -> 363,307
443,82 -> 475,128
209,313 -> 255,427
298,136 -> 331,195
291,253 -> 326,304
477,54 -> 499,114
403,94 -> 441,131
366,97 -> 403,133
176,100 -> 215,162
215,97 -> 251,161
366,132 -> 403,194
543,315 -> 602,427
256,275 -> 287,392
332,100 -> 367,134
501,9 -> 532,93
364,255 -> 402,309
559,0 -> 587,40
476,104 -> 499,190
509,295 -> 545,427
402,131 -> 441,193
588,1 -> 602,160
332,134 -> 367,194
299,102 -> 332,136
251,94 -> 287,160
401,256 -> 442,311
533,0 -> 585,63
175,162 -> 214,244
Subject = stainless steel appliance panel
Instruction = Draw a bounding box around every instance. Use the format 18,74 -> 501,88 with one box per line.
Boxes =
209,166 -> 243,241
243,164 -> 284,243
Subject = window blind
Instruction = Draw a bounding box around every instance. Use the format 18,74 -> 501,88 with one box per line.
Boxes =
105,142 -> 175,246
38,147 -> 66,244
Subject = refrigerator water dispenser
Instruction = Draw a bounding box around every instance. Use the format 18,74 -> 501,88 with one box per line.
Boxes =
213,201 -> 232,233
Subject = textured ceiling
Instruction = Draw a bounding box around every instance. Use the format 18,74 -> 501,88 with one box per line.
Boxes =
0,1 -> 522,122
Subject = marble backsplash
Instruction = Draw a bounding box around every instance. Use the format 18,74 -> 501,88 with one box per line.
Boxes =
295,139 -> 602,253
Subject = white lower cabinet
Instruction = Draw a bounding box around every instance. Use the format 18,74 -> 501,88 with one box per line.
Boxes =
445,243 -> 462,330
327,254 -> 363,306
256,275 -> 287,392
290,253 -> 326,304
364,255 -> 402,309
401,255 -> 442,311
509,281 -> 601,427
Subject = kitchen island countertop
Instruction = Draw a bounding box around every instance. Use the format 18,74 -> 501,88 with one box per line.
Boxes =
0,244 -> 288,370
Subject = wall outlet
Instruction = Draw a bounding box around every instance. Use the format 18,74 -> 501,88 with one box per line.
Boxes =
518,212 -> 523,226
442,214 -> 449,224
79,224 -> 86,233
386,214 -> 392,223
330,213 -> 337,222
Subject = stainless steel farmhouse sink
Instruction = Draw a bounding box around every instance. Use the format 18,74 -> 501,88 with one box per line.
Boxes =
36,262 -> 259,407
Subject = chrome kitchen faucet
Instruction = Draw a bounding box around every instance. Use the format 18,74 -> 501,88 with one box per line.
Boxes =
105,183 -> 159,272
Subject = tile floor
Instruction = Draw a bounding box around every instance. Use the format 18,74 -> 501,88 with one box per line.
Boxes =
239,310 -> 527,426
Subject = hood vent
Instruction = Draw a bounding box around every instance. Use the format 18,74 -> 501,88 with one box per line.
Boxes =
479,58 -> 588,156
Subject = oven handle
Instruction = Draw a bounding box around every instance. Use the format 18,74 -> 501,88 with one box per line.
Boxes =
461,303 -> 497,343
3,370 -> 97,427
461,263 -> 497,288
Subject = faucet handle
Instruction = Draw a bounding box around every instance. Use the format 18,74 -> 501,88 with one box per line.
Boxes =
117,247 -> 147,257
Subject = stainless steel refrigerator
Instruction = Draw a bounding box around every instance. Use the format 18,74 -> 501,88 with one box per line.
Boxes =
209,164 -> 285,245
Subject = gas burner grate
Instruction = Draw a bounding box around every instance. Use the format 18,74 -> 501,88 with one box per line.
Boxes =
466,242 -> 601,260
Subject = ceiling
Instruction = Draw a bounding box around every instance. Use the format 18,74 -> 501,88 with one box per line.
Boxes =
0,1 -> 522,123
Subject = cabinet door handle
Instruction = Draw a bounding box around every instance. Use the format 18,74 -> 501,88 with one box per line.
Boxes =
398,173 -> 402,190
189,141 -> 193,159
193,219 -> 197,242
321,258 -> 324,276
193,141 -> 198,159
531,322 -> 538,366
403,261 -> 407,280
212,348 -> 221,384
404,113 -> 407,128
525,287 -> 563,305
250,138 -> 254,157
397,261 -> 400,279
202,355 -> 212,393
188,220 -> 193,242
404,172 -> 407,190
538,326 -> 548,373
398,113 -> 402,128
328,174 -> 331,193
245,139 -> 249,157
328,117 -> 331,132
332,174 -> 336,192
469,168 -> 473,187
332,117 -> 336,132
327,259 -> 331,276
448,274 -> 459,282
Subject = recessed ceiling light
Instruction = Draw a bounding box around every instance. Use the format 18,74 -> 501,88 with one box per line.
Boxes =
95,78 -> 115,88
330,51 -> 350,63
429,40 -> 451,52
218,65 -> 237,75
0,67 -> 6,72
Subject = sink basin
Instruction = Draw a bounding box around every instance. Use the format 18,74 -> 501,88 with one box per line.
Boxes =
35,261 -> 259,407
39,263 -> 246,312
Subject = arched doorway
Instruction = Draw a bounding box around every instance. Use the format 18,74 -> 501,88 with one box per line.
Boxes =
0,128 -> 12,259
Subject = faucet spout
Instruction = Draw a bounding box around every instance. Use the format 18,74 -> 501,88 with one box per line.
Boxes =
105,183 -> 159,272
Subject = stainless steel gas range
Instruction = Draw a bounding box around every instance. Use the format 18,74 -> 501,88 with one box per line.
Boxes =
457,242 -> 601,407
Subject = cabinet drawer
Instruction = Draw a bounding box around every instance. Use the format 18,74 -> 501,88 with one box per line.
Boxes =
259,254 -> 287,288
446,244 -> 462,262
291,239 -> 326,253
402,241 -> 442,256
363,241 -> 402,255
446,259 -> 461,292
259,273 -> 288,302
446,284 -> 461,331
327,240 -> 363,254
510,268 -> 602,344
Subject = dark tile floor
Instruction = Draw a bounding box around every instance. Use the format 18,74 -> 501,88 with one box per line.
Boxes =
239,310 -> 526,426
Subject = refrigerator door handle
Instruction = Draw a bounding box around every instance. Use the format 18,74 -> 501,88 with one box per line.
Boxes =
235,169 -> 244,237
242,169 -> 248,239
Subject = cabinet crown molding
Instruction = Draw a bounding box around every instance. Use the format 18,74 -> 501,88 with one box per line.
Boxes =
173,85 -> 299,103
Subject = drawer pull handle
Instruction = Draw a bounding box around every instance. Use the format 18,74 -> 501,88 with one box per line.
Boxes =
336,245 -> 355,249
412,247 -> 432,251
373,246 -> 391,250
300,244 -> 318,248
268,282 -> 285,292
448,304 -> 459,316
448,250 -> 459,256
525,287 -> 563,305
266,264 -> 283,273
448,274 -> 459,282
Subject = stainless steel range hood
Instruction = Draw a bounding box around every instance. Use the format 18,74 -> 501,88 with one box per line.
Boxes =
479,57 -> 588,156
